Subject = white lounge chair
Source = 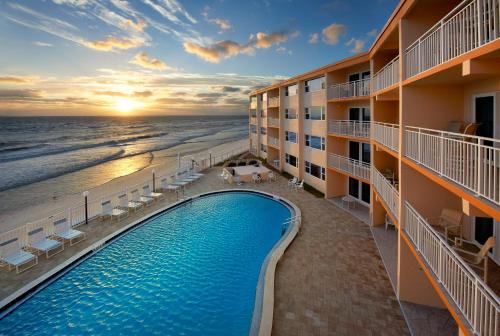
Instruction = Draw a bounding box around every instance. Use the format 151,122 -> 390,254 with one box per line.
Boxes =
142,185 -> 164,200
288,177 -> 298,187
0,237 -> 38,273
101,199 -> 127,221
118,193 -> 142,212
27,227 -> 64,258
160,178 -> 180,192
53,218 -> 86,246
130,188 -> 153,206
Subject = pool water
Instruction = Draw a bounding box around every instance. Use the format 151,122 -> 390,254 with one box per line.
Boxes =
0,192 -> 292,335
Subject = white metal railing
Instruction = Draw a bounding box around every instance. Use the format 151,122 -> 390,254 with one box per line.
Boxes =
374,122 -> 400,153
372,167 -> 400,220
268,97 -> 279,108
373,55 -> 400,92
328,120 -> 370,139
328,153 -> 371,181
0,142 -> 250,251
405,0 -> 500,78
405,126 -> 500,206
328,78 -> 370,100
268,136 -> 279,148
404,202 -> 499,336
268,117 -> 280,128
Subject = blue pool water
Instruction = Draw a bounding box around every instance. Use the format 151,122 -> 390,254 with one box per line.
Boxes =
0,192 -> 292,336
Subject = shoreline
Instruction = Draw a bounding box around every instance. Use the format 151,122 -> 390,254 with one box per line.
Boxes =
0,138 -> 248,233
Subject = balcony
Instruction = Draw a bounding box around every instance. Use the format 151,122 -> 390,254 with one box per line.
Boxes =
372,166 -> 400,220
268,136 -> 279,149
250,102 -> 257,109
405,126 -> 500,207
328,120 -> 370,139
328,153 -> 370,181
328,78 -> 370,100
268,117 -> 280,128
373,122 -> 400,153
268,97 -> 279,108
405,0 -> 500,79
372,55 -> 399,93
403,202 -> 499,336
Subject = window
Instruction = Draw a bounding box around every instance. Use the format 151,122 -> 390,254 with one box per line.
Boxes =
305,77 -> 325,93
260,127 -> 267,135
285,153 -> 297,167
305,106 -> 325,120
285,131 -> 297,143
260,144 -> 267,153
285,84 -> 298,96
250,125 -> 257,134
305,161 -> 325,180
285,108 -> 297,119
305,135 -> 325,150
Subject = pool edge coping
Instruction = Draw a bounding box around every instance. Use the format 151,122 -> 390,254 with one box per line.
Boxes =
0,189 -> 301,336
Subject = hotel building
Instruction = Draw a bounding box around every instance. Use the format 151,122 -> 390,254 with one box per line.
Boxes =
249,0 -> 500,335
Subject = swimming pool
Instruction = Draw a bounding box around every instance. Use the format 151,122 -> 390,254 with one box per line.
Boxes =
0,191 -> 298,335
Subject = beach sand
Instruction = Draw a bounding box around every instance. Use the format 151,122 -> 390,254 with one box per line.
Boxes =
0,138 -> 248,233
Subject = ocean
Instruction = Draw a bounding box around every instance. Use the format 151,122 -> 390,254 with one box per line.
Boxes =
0,115 -> 248,229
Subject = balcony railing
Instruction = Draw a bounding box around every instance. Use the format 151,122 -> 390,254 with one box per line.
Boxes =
328,78 -> 370,100
268,136 -> 279,148
404,202 -> 499,336
372,167 -> 400,220
328,154 -> 371,181
251,112 -> 257,118
268,97 -> 279,108
405,0 -> 500,78
268,117 -> 280,128
374,122 -> 400,153
373,55 -> 400,92
405,126 -> 500,206
328,120 -> 370,139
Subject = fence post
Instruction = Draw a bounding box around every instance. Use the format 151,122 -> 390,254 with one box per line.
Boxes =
83,191 -> 89,225
152,169 -> 156,191
209,151 -> 212,168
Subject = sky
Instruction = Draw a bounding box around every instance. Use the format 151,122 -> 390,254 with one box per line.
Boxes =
0,0 -> 398,116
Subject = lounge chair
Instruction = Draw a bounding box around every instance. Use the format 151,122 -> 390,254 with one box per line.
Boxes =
0,237 -> 38,273
130,188 -> 153,206
427,209 -> 463,243
288,177 -> 298,187
453,236 -> 495,283
27,226 -> 64,258
160,178 -> 180,192
53,218 -> 86,246
118,193 -> 142,212
142,185 -> 163,201
101,199 -> 127,221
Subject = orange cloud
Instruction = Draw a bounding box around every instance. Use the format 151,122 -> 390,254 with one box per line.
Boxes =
322,23 -> 346,45
129,52 -> 168,71
123,19 -> 147,31
84,36 -> 144,51
183,40 -> 253,63
0,76 -> 38,84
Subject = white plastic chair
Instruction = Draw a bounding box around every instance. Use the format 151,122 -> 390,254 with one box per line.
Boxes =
27,226 -> 64,258
101,200 -> 127,221
288,176 -> 298,187
0,237 -> 38,273
53,218 -> 86,246
118,193 -> 142,212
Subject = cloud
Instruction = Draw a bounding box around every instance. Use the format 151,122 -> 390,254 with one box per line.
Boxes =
34,41 -> 53,47
83,36 -> 144,51
367,29 -> 378,37
309,33 -> 318,44
129,52 -> 169,70
202,6 -> 231,34
123,19 -> 147,31
276,46 -> 292,55
0,76 -> 38,84
345,38 -> 365,53
218,86 -> 241,93
0,89 -> 42,99
93,90 -> 153,97
224,97 -> 247,106
184,30 -> 297,63
196,92 -> 224,98
143,0 -> 196,26
322,23 -> 345,45
52,0 -> 89,6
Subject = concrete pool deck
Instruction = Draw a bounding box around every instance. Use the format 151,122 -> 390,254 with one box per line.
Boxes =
0,168 -> 409,335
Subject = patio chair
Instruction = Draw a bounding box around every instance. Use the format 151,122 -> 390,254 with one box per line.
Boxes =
101,199 -> 127,221
453,236 -> 495,283
160,178 -> 181,192
0,237 -> 38,274
427,209 -> 463,243
142,185 -> 164,201
288,177 -> 298,187
233,175 -> 243,186
293,180 -> 304,191
130,188 -> 153,206
118,193 -> 142,212
446,121 -> 464,133
268,171 -> 276,182
53,218 -> 86,246
27,226 -> 64,258
252,173 -> 261,183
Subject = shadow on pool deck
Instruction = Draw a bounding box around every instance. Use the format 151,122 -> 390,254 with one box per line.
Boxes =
0,168 -> 409,335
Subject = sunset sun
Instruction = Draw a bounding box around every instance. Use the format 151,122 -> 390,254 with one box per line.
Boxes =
115,98 -> 137,113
